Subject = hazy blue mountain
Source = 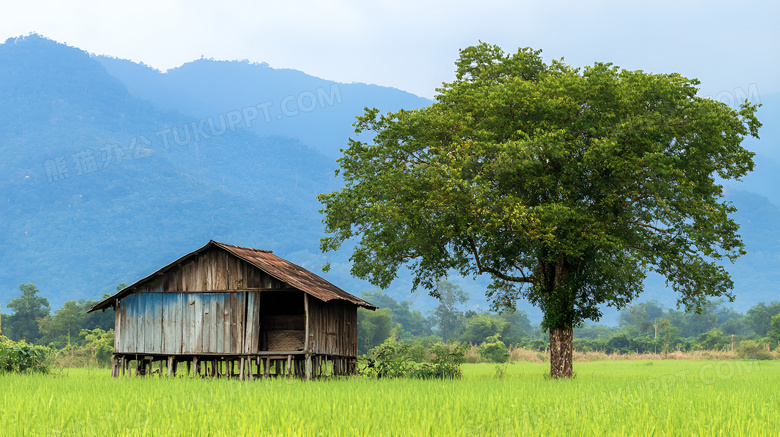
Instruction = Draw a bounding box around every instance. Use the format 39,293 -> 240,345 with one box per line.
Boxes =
0,35 -> 348,310
96,56 -> 433,159
1,34 -> 778,326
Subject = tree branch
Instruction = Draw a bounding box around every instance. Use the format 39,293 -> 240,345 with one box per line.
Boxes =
468,237 -> 535,284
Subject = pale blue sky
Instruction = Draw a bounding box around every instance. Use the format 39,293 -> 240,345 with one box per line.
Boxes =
2,1 -> 778,99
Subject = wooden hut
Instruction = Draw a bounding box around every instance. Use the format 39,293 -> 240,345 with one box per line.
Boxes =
88,240 -> 376,379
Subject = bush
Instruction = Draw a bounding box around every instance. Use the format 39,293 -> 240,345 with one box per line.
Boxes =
361,337 -> 465,379
363,339 -> 412,378
478,334 -> 510,363
412,343 -> 466,379
0,336 -> 50,373
738,340 -> 773,360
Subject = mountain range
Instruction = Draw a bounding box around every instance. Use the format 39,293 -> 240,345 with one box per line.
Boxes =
0,34 -> 777,325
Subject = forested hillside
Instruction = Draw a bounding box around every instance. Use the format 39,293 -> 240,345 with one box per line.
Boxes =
0,34 -> 778,326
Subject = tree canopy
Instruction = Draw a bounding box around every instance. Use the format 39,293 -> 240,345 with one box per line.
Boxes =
319,43 -> 761,377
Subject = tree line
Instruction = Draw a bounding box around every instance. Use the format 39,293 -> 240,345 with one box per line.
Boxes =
3,281 -> 779,362
358,280 -> 780,359
1,284 -> 118,348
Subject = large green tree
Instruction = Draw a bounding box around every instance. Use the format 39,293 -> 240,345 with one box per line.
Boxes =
4,284 -> 50,343
319,43 -> 760,378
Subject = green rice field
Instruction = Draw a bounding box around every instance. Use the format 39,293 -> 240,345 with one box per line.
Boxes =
1,360 -> 777,436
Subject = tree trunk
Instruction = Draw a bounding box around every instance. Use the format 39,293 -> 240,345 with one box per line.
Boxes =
549,327 -> 573,378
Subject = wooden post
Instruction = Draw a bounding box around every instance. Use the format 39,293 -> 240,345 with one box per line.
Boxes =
239,357 -> 245,380
159,359 -> 164,378
286,355 -> 292,378
264,357 -> 270,378
304,294 -> 309,353
111,356 -> 117,378
168,356 -> 174,377
305,354 -> 312,380
192,357 -> 198,378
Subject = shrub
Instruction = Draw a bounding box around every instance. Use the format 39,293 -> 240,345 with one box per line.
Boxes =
738,340 -> 773,360
412,343 -> 466,379
361,337 -> 465,379
478,334 -> 510,363
0,336 -> 50,373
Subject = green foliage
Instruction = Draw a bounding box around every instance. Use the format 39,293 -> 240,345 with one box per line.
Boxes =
737,340 -> 773,360
80,328 -> 115,367
478,334 -> 510,363
4,284 -> 50,343
694,328 -> 728,351
746,302 -> 780,337
461,313 -> 509,345
357,308 -> 393,355
359,290 -> 431,339
362,337 -> 413,379
361,335 -> 465,379
429,280 -> 468,341
412,343 -> 466,379
39,298 -> 115,348
320,41 -> 760,347
0,336 -> 50,373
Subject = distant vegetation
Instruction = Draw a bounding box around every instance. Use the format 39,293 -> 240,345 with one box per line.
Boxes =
4,280 -> 778,373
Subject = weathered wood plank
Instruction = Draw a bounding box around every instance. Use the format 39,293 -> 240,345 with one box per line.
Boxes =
194,294 -> 204,354
215,294 -> 224,353
152,293 -> 163,354
202,294 -> 211,353
209,295 -> 218,353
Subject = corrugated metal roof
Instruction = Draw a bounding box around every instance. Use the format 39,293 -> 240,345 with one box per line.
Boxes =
88,240 -> 376,312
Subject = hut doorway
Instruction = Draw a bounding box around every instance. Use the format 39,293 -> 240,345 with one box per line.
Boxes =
259,290 -> 306,352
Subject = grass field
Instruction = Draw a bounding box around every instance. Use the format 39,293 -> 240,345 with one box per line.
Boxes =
1,360 -> 777,436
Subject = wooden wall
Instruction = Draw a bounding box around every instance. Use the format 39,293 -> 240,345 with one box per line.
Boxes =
115,290 -> 262,355
307,299 -> 358,357
114,246 -> 359,358
146,247 -> 290,293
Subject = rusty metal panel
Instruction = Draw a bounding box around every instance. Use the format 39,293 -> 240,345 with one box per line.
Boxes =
215,242 -> 376,309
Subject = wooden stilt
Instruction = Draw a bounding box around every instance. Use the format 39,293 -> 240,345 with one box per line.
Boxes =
287,355 -> 292,378
305,354 -> 312,380
239,357 -> 245,380
167,356 -> 174,377
192,357 -> 198,378
264,357 -> 270,378
111,356 -> 117,378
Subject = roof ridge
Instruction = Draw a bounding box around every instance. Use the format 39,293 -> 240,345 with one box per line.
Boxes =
213,240 -> 273,253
